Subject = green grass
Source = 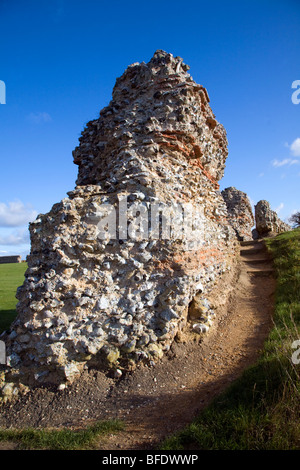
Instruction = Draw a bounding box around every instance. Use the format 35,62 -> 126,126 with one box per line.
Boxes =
0,419 -> 124,450
0,262 -> 27,333
161,228 -> 300,450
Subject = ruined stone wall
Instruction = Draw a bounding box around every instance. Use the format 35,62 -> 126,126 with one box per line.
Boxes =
221,187 -> 254,241
254,200 -> 291,238
1,51 -> 238,395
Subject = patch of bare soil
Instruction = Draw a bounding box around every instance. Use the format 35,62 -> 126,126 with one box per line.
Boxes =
0,241 -> 275,450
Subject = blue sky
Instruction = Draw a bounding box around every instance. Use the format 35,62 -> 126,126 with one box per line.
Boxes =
0,0 -> 299,258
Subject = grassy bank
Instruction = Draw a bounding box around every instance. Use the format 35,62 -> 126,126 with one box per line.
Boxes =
0,419 -> 124,450
161,229 -> 300,450
0,262 -> 27,333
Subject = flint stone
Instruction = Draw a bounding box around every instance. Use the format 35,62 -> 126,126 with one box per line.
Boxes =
192,323 -> 209,334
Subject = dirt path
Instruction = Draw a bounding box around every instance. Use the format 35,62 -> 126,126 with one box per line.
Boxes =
97,239 -> 275,450
0,240 -> 275,450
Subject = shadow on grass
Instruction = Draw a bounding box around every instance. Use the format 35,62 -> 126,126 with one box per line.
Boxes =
0,309 -> 17,334
160,355 -> 299,450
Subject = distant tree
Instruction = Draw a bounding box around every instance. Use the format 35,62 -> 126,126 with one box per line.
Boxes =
288,211 -> 300,227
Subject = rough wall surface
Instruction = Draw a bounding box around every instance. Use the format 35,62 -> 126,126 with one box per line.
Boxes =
1,51 -> 237,395
221,187 -> 254,241
254,200 -> 290,238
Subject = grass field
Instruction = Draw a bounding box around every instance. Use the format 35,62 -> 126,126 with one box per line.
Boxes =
0,262 -> 27,333
161,228 -> 300,450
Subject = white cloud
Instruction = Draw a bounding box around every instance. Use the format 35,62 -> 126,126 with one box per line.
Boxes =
275,203 -> 284,213
0,228 -> 30,246
0,200 -> 37,227
290,138 -> 300,157
272,158 -> 299,167
26,112 -> 52,124
288,209 -> 298,218
273,138 -> 300,169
